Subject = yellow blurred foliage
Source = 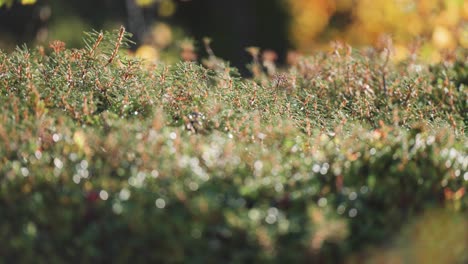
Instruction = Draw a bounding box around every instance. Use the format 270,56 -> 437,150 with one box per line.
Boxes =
20,0 -> 36,5
288,0 -> 336,51
393,44 -> 410,62
464,1 -> 468,19
287,0 -> 466,62
335,0 -> 353,12
151,22 -> 173,48
135,0 -> 175,16
135,0 -> 156,8
135,45 -> 159,62
432,25 -> 456,49
158,0 -> 176,17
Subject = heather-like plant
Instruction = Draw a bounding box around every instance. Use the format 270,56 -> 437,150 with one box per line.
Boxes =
0,29 -> 466,263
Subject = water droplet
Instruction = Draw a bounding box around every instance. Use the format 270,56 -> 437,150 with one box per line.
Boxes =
54,158 -> 63,169
188,182 -> 199,191
257,133 -> 266,140
318,197 -> 327,207
426,136 -> 435,145
99,190 -> 109,200
291,145 -> 299,153
35,150 -> 42,160
113,203 -> 123,214
80,160 -> 88,169
445,160 -> 452,168
155,198 -> 166,208
268,207 -> 279,216
247,209 -> 261,222
151,170 -> 159,178
274,183 -> 283,192
79,169 -> 89,178
169,132 -> 177,140
128,177 -> 137,187
370,148 -> 376,155
136,133 -> 143,140
21,167 -> 29,177
348,192 -> 357,201
441,179 -> 448,187
312,164 -> 320,173
349,208 -> 358,218
449,148 -> 457,159
265,214 -> 277,224
320,167 -> 328,175
137,171 -> 147,182
69,153 -> 77,161
72,174 -> 80,184
293,173 -> 302,181
52,133 -> 60,142
119,188 -> 131,201
360,186 -> 369,194
254,160 -> 263,171
337,204 -> 346,214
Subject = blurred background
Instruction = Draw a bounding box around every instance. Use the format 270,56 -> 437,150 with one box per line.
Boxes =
0,0 -> 466,72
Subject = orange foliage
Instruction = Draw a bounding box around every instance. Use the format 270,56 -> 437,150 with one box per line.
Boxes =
286,0 -> 467,62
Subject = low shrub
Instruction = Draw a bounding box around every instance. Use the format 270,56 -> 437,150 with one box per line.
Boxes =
0,29 -> 466,263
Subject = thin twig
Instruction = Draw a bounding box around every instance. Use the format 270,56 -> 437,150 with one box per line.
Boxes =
105,26 -> 125,67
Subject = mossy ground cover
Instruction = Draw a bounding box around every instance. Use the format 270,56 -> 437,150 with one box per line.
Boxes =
0,28 -> 467,263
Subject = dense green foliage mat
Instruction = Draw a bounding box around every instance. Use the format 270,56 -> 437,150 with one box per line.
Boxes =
0,29 -> 467,263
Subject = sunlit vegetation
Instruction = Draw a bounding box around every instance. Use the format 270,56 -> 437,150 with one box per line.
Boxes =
287,0 -> 467,62
0,0 -> 36,8
0,28 -> 466,262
